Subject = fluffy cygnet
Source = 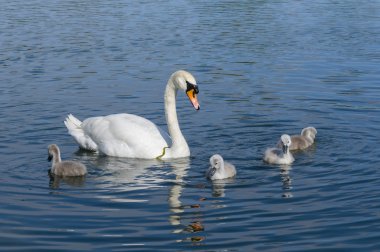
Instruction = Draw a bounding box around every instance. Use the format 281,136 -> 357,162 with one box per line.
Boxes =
277,126 -> 317,151
48,144 -> 87,176
206,154 -> 236,180
264,134 -> 295,165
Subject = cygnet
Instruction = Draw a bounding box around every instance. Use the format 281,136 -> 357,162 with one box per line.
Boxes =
48,144 -> 87,176
206,154 -> 236,180
264,134 -> 295,165
277,126 -> 317,151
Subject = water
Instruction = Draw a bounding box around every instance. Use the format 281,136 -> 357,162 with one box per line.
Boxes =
1,0 -> 380,251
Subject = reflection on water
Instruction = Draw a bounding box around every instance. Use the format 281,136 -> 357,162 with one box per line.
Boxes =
49,172 -> 86,189
166,159 -> 207,245
93,156 -> 165,187
168,158 -> 189,215
91,156 -> 184,204
280,167 -> 293,198
210,178 -> 236,198
1,0 -> 380,250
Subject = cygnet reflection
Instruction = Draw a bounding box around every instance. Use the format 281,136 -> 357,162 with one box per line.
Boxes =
210,178 -> 236,198
49,173 -> 86,189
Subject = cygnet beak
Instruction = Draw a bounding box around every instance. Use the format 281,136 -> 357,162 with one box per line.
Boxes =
282,144 -> 289,154
208,167 -> 217,178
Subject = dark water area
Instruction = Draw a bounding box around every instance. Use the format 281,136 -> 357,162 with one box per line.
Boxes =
1,1 -> 380,251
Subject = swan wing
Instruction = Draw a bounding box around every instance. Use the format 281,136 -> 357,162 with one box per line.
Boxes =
82,113 -> 170,158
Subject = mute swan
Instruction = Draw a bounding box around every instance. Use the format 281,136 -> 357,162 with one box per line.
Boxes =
64,70 -> 200,159
264,134 -> 294,165
206,154 -> 236,180
48,144 -> 87,176
277,126 -> 317,150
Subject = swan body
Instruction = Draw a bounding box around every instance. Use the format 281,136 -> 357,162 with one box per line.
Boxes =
277,126 -> 317,151
264,134 -> 294,165
206,154 -> 236,180
48,144 -> 87,176
64,70 -> 200,159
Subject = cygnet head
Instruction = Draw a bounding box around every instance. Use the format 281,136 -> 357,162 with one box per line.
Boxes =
210,154 -> 224,169
48,144 -> 60,161
209,154 -> 224,177
170,70 -> 200,110
280,134 -> 292,154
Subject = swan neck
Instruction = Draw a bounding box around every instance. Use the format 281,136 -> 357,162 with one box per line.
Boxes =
164,79 -> 189,157
51,151 -> 61,168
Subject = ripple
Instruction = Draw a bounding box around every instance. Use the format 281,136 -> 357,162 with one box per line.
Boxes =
1,0 -> 380,251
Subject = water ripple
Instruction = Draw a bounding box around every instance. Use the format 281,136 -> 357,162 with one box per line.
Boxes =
1,0 -> 380,251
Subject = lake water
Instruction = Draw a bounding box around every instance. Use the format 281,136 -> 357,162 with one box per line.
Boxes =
1,1 -> 380,251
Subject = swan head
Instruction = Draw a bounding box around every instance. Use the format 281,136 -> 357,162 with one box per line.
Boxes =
171,70 -> 200,110
280,134 -> 292,154
208,154 -> 224,177
48,144 -> 60,161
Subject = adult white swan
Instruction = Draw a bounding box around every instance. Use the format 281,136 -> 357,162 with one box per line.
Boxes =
64,70 -> 200,159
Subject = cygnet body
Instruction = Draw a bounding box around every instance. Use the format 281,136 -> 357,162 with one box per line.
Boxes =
48,144 -> 87,176
264,134 -> 295,165
278,126 -> 317,151
206,154 -> 236,180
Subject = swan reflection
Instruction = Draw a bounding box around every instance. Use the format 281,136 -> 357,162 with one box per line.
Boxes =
93,157 -> 165,187
50,153 -> 204,242
93,156 -> 201,238
88,156 -> 191,206
166,159 -> 206,245
166,158 -> 190,225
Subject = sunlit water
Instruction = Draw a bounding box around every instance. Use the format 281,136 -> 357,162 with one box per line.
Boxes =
1,1 -> 380,251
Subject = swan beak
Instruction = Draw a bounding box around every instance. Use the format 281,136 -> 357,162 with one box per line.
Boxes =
47,155 -> 52,162
186,89 -> 200,110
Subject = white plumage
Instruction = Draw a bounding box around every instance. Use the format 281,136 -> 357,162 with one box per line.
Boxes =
264,134 -> 295,165
206,154 -> 236,180
64,70 -> 200,159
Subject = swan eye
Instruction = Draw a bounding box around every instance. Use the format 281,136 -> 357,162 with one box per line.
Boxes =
186,81 -> 199,95
194,85 -> 199,94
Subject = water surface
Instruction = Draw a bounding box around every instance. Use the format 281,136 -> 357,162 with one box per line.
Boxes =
1,1 -> 380,251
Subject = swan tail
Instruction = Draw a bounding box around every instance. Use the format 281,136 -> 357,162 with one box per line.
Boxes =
64,114 -> 98,151
65,114 -> 82,128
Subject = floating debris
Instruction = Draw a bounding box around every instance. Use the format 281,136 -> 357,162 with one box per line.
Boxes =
186,221 -> 204,232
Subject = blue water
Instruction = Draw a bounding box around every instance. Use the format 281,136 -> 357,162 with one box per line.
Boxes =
1,1 -> 380,251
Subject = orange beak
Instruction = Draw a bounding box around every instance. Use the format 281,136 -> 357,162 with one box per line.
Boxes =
186,89 -> 200,110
